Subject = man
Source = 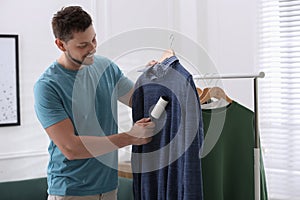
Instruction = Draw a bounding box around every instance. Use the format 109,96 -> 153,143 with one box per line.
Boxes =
34,6 -> 155,200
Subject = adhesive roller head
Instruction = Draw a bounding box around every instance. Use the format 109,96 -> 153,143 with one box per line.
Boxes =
151,96 -> 169,119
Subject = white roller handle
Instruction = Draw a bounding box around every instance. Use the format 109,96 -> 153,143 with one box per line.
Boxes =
151,96 -> 169,119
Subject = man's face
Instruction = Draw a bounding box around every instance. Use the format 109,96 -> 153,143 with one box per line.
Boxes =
63,25 -> 97,66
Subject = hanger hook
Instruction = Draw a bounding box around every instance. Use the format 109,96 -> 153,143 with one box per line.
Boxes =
169,34 -> 174,49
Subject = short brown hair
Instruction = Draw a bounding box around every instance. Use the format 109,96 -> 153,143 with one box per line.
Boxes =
52,6 -> 92,42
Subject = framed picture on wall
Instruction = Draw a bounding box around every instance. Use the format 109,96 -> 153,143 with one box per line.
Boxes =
0,34 -> 20,126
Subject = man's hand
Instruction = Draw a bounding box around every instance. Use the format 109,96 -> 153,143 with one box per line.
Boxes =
146,60 -> 158,67
127,118 -> 155,145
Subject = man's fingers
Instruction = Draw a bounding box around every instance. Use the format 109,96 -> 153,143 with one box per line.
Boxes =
137,121 -> 155,129
146,60 -> 158,67
145,122 -> 155,129
136,117 -> 151,123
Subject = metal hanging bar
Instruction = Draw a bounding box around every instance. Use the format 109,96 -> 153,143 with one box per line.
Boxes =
193,71 -> 265,80
254,77 -> 261,200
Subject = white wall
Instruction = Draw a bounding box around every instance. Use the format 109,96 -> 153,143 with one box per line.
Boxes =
0,0 -> 258,181
0,0 -> 96,182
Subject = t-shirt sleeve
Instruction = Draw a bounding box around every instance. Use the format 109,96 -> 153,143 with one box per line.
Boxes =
34,80 -> 68,129
111,62 -> 134,98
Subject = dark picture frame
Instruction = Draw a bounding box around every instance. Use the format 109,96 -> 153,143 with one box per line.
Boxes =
0,34 -> 20,126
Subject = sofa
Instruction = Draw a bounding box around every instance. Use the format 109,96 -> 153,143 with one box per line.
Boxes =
0,177 -> 133,200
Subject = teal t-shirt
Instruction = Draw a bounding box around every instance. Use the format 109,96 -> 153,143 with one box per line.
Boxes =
34,55 -> 133,196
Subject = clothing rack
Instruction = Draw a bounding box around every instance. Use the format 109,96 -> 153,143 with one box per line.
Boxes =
193,72 -> 265,200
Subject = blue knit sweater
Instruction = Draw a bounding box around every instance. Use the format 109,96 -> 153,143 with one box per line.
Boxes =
131,56 -> 204,200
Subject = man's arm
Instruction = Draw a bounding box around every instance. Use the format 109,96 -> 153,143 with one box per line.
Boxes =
45,117 -> 154,160
118,88 -> 134,107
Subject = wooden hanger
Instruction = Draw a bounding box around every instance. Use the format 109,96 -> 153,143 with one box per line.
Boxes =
199,88 -> 210,100
158,35 -> 175,63
138,49 -> 175,72
159,49 -> 175,63
196,87 -> 202,97
200,87 -> 232,104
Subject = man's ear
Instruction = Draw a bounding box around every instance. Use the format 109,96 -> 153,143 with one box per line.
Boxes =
55,38 -> 66,51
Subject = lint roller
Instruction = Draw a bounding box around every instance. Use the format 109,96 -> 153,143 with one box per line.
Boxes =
151,96 -> 169,119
